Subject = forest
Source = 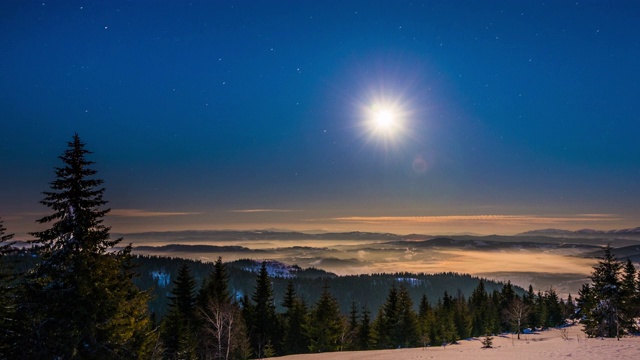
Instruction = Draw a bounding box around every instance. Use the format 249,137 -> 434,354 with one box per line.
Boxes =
1,135 -> 639,359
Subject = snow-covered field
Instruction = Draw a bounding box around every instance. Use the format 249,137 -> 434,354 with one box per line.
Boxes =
275,325 -> 639,360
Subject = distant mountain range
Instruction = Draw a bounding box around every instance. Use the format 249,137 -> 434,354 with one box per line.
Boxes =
518,227 -> 640,237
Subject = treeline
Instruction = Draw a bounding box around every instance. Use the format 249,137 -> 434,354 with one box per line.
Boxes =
130,254 -> 510,319
159,257 -> 575,358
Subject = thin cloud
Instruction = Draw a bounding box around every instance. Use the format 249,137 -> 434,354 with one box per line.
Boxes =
230,209 -> 299,213
110,209 -> 201,217
330,214 -> 622,225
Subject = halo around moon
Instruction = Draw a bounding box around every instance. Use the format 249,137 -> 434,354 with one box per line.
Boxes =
362,99 -> 408,143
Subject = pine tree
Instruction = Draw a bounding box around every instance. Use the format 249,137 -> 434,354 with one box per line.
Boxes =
357,305 -> 372,350
0,218 -> 16,357
452,291 -> 472,340
14,134 -> 153,358
576,283 -> 595,331
347,300 -> 359,350
544,288 -> 564,327
588,245 -> 624,338
577,245 -> 637,338
436,291 -> 458,344
535,291 -> 548,329
199,256 -> 232,307
373,284 -> 398,348
395,284 -> 420,348
564,294 -> 576,323
282,280 -> 297,311
0,217 -> 14,256
469,280 -> 490,337
620,259 -> 638,332
418,294 -> 434,346
307,283 -> 343,353
161,264 -> 197,359
524,285 -> 538,329
249,262 -> 280,357
481,333 -> 493,348
281,280 -> 309,355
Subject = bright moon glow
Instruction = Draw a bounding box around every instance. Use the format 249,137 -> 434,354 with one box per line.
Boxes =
373,108 -> 396,130
366,102 -> 404,138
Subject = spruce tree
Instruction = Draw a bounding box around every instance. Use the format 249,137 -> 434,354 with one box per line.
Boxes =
620,259 -> 638,332
307,283 -> 343,353
535,291 -> 548,329
357,305 -> 372,350
282,280 -> 309,355
396,284 -> 420,347
564,294 -> 576,323
373,284 -> 398,348
544,288 -> 564,327
249,262 -> 280,357
161,263 -> 197,359
452,291 -> 472,340
0,218 -> 16,357
469,279 -> 489,337
481,333 -> 493,348
15,134 -> 153,358
0,217 -> 14,255
576,283 -> 595,331
418,294 -> 434,346
436,291 -> 458,344
347,300 -> 359,350
524,285 -> 538,329
199,256 -> 231,307
588,245 -> 623,338
577,245 -> 639,338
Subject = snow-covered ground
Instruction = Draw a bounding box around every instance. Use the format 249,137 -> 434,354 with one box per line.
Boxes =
275,325 -> 639,360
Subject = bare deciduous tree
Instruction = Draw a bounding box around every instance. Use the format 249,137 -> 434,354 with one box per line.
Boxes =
201,300 -> 248,360
503,298 -> 530,340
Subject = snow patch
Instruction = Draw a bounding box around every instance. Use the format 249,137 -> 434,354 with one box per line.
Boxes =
151,270 -> 170,288
242,259 -> 302,278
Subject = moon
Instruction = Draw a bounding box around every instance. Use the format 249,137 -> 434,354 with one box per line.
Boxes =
368,103 -> 402,136
357,92 -> 413,149
373,108 -> 396,130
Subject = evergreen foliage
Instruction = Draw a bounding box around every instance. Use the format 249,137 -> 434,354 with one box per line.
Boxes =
452,291 -> 472,340
481,334 -> 493,348
0,218 -> 16,358
469,279 -> 491,337
199,257 -> 232,307
418,294 -> 435,346
12,134 -> 154,358
577,245 -> 639,338
0,218 -> 15,255
307,283 -> 344,353
197,256 -> 249,359
281,280 -> 309,355
161,263 -> 197,359
346,300 -> 359,350
620,259 -> 638,332
247,262 -> 281,357
357,305 -> 373,350
373,284 -> 420,348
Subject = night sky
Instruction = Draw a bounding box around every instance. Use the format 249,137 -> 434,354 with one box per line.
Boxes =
2,1 -> 639,237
